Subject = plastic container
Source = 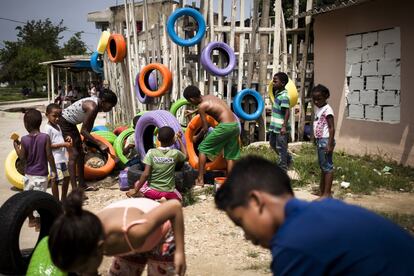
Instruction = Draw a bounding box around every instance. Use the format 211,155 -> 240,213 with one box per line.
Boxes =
214,177 -> 227,192
119,169 -> 129,191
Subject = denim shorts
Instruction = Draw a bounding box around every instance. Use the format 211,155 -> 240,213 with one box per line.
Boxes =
316,138 -> 334,172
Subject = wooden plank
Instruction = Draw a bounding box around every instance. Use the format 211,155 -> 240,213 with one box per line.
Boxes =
226,0 -> 237,107
207,0 -> 215,94
237,0 -> 245,92
272,0 -> 281,76
214,26 -> 304,34
217,0 -> 224,98
246,0 -> 258,88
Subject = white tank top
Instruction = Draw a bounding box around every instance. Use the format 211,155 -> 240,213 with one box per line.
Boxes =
62,96 -> 99,125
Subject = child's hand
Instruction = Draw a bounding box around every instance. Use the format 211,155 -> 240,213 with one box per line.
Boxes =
174,251 -> 186,276
176,131 -> 183,140
65,136 -> 72,146
184,110 -> 194,118
50,171 -> 57,180
326,144 -> 334,153
13,139 -> 21,146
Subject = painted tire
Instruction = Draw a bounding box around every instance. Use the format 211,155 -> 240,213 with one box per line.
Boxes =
113,125 -> 129,136
4,150 -> 24,190
135,110 -> 185,160
91,125 -> 108,132
135,71 -> 157,104
268,79 -> 299,107
91,130 -> 117,145
84,134 -> 116,180
233,89 -> 265,121
26,236 -> 67,276
167,8 -> 206,47
90,52 -> 103,74
185,114 -> 227,171
114,128 -> 135,165
107,33 -> 126,63
139,63 -> 172,97
200,42 -> 236,76
170,98 -> 190,116
0,191 -> 62,275
96,30 -> 110,54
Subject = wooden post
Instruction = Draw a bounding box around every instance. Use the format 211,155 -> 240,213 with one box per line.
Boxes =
272,0 -> 281,76
246,0 -> 258,88
257,0 -> 271,141
298,0 -> 313,141
124,0 -> 137,116
237,0 -> 245,93
217,0 -> 224,98
207,0 -> 215,94
226,0 -> 237,107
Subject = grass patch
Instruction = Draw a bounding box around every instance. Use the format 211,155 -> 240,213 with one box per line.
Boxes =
242,143 -> 414,195
0,87 -> 46,102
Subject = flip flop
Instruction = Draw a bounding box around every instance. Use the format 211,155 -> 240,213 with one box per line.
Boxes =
83,185 -> 99,191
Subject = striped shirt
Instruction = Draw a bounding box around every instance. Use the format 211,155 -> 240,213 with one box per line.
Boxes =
269,89 -> 290,134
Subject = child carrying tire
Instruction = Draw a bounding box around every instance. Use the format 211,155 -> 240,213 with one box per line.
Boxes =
126,126 -> 187,201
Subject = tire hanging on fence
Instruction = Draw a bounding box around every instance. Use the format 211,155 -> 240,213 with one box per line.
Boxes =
233,89 -> 265,121
200,42 -> 236,76
167,7 -> 206,47
139,64 -> 172,97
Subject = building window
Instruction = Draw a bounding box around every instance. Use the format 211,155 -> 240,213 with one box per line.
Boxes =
345,27 -> 400,123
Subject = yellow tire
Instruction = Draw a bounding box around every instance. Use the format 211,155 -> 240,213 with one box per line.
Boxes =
97,31 -> 110,54
268,78 -> 299,107
5,150 -> 24,190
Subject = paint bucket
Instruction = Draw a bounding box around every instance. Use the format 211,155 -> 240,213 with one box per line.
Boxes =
214,177 -> 227,192
119,169 -> 129,191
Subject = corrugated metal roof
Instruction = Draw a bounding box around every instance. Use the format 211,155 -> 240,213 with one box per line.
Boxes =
289,0 -> 373,20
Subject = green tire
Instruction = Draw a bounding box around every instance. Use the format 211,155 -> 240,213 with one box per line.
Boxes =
169,98 -> 190,116
91,130 -> 117,145
26,236 -> 67,276
114,128 -> 135,165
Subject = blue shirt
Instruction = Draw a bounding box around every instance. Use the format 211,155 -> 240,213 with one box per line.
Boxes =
271,198 -> 414,275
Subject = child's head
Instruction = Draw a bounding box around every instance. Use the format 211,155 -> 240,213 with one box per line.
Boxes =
132,115 -> 141,129
46,103 -> 62,125
215,155 -> 293,248
23,109 -> 42,133
158,126 -> 175,146
183,85 -> 202,105
49,189 -> 104,274
99,89 -> 118,112
273,72 -> 289,91
311,84 -> 330,108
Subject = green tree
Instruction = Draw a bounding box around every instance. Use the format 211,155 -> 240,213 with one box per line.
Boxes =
61,32 -> 87,56
0,19 -> 67,90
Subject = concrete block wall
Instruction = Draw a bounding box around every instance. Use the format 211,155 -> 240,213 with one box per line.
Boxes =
346,27 -> 400,122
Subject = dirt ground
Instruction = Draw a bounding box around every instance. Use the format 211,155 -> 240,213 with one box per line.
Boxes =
0,100 -> 413,276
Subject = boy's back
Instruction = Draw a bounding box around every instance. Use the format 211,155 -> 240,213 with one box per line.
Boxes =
143,148 -> 186,192
21,133 -> 49,176
200,95 -> 236,124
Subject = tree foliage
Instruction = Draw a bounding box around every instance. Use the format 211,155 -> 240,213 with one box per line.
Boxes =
61,32 -> 87,56
0,18 -> 88,90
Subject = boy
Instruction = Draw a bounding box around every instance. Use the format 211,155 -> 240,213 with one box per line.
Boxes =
215,156 -> 414,275
269,72 -> 292,171
312,84 -> 335,198
44,103 -> 72,201
183,85 -> 240,187
126,126 -> 187,201
123,115 -> 140,161
13,109 -> 57,228
58,89 -> 117,192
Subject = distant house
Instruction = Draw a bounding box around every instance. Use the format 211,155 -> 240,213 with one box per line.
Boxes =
309,0 -> 413,166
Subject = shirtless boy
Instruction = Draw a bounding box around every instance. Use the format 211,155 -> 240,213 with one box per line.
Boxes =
183,85 -> 240,187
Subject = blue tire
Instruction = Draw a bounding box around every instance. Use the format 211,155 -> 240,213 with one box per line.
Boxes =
91,125 -> 108,132
90,51 -> 103,74
167,8 -> 206,47
233,89 -> 264,121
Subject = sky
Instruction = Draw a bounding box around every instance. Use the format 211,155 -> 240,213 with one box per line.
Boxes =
0,0 -> 252,52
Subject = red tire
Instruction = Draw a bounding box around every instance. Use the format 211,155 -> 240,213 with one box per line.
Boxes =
113,125 -> 129,136
107,34 -> 126,63
84,134 -> 116,180
139,63 -> 172,97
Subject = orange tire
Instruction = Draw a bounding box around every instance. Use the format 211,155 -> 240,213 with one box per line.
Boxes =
107,33 -> 126,63
185,115 -> 227,171
83,134 -> 116,180
139,63 -> 172,97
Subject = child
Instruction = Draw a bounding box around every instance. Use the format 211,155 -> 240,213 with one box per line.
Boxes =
268,72 -> 292,171
312,84 -> 335,198
215,156 -> 414,275
183,85 -> 240,187
13,109 -> 57,228
48,189 -> 186,276
44,103 -> 72,201
126,126 -> 187,201
123,115 -> 141,162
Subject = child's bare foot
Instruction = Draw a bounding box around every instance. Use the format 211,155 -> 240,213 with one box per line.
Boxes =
126,189 -> 143,198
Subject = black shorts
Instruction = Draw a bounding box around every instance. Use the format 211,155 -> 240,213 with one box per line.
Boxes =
58,116 -> 82,150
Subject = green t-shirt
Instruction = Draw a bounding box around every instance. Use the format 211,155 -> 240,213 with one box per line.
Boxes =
269,89 -> 291,134
143,148 -> 186,192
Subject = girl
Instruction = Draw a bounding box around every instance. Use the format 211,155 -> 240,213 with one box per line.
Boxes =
48,189 -> 186,276
311,84 -> 335,198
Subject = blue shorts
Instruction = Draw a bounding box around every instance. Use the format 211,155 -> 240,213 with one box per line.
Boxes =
316,138 -> 334,173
